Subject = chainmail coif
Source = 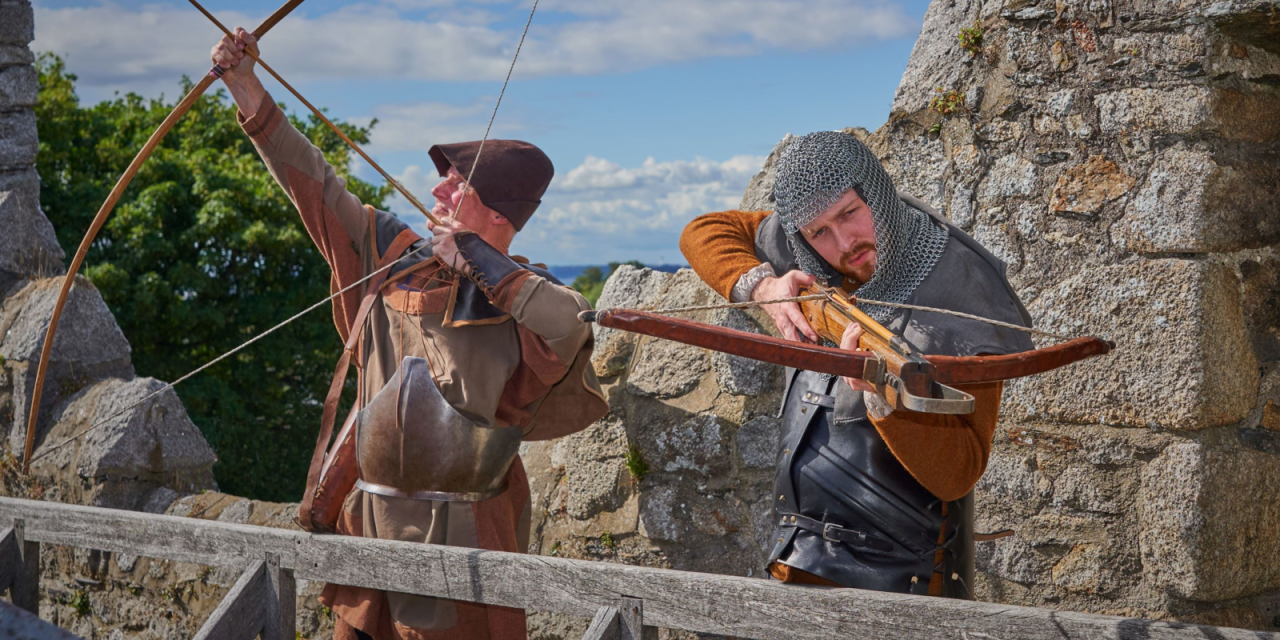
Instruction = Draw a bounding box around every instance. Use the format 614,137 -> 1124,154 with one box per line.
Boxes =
773,131 -> 949,323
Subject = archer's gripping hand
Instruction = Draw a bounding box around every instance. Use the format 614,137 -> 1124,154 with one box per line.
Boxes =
752,270 -> 819,343
210,27 -> 259,85
839,322 -> 875,393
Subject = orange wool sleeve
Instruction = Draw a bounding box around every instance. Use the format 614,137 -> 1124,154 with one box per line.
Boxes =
868,381 -> 1005,502
679,210 -> 773,300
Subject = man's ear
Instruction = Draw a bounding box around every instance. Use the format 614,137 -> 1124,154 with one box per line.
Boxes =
490,212 -> 512,226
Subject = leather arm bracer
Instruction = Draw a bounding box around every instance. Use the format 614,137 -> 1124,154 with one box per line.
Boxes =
454,232 -> 523,297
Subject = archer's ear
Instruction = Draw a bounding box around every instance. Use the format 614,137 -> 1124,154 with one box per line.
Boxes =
491,212 -> 513,226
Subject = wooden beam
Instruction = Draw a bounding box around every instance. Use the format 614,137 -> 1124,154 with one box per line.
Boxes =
1,497 -> 1277,640
0,528 -> 18,594
192,559 -> 266,640
581,606 -> 620,640
619,597 -> 642,640
9,520 -> 38,614
263,552 -> 295,640
0,600 -> 87,639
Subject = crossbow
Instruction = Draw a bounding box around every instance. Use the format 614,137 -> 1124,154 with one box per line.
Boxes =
582,284 -> 1112,415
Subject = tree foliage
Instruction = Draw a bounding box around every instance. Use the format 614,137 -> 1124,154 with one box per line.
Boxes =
571,261 -> 644,306
36,54 -> 392,501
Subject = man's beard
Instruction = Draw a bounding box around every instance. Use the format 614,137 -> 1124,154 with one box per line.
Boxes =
835,242 -> 876,286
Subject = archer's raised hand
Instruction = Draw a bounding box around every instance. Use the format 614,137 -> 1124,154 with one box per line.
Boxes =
210,27 -> 259,85
752,270 -> 819,343
426,215 -> 474,276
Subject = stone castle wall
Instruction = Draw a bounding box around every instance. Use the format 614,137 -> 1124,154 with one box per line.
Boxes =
526,0 -> 1280,634
2,0 -> 1278,636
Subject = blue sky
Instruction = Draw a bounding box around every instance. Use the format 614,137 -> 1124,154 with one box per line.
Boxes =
33,0 -> 931,265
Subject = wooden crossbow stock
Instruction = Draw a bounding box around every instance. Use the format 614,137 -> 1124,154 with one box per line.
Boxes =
582,284 -> 1113,416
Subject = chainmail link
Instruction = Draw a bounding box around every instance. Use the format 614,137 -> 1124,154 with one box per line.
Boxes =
773,131 -> 949,323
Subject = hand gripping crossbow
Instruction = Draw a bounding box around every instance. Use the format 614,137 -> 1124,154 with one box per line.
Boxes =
580,284 -> 1112,415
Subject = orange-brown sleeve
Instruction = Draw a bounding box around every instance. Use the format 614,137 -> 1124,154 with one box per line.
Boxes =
869,381 -> 1005,502
239,92 -> 371,338
679,210 -> 773,300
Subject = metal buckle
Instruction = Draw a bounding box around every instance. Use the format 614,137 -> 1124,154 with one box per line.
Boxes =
822,522 -> 841,542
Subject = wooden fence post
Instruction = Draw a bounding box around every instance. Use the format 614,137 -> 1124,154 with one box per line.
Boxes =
11,519 -> 40,614
263,552 -> 296,640
619,597 -> 643,640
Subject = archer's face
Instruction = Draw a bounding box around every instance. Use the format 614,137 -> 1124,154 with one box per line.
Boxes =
798,188 -> 877,286
430,167 -> 489,229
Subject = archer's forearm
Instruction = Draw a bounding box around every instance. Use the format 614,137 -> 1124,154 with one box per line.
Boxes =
224,73 -> 269,121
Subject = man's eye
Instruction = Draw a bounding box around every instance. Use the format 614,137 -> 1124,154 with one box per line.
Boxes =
812,228 -> 826,238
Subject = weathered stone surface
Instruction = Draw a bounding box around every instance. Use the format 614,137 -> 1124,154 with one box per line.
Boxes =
891,0 -> 982,114
1140,442 -> 1280,601
1048,155 -> 1135,215
0,64 -> 36,108
0,44 -> 32,67
590,265 -> 669,378
1112,145 -> 1280,253
549,418 -> 629,520
1,277 -> 129,370
711,308 -> 780,396
0,189 -> 64,277
0,0 -> 34,46
648,413 -> 725,476
1007,259 -> 1258,429
622,270 -> 716,398
735,415 -> 779,469
32,376 -> 216,485
1095,87 -> 1212,135
739,134 -> 792,212
978,154 -> 1038,200
0,110 -> 35,167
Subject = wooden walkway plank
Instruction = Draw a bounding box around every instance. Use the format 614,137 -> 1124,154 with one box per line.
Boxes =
1,497 -> 1277,640
192,559 -> 267,640
581,606 -> 620,640
619,597 -> 642,640
263,552 -> 295,640
0,601 -> 87,639
0,528 -> 18,594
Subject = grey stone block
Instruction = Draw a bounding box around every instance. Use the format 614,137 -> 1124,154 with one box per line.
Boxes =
0,64 -> 36,108
590,265 -> 670,378
1140,441 -> 1280,601
622,270 -> 714,399
711,307 -> 778,396
735,415 -> 779,469
1,277 -> 130,369
1007,259 -> 1258,429
1113,144 -> 1280,253
32,376 -> 216,480
0,0 -> 33,45
0,44 -> 33,67
0,189 -> 65,277
0,109 -> 36,167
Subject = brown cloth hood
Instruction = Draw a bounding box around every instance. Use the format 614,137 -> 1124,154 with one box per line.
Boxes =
429,139 -> 554,231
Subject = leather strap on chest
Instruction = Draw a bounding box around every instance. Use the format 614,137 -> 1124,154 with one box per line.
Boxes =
296,228 -> 420,532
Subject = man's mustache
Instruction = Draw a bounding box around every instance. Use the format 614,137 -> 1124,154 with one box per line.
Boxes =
839,243 -> 875,268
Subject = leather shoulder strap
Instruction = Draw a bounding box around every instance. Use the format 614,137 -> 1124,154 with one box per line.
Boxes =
296,229 -> 419,531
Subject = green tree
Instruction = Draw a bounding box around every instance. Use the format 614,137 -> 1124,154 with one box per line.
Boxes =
572,261 -> 644,306
36,54 -> 392,501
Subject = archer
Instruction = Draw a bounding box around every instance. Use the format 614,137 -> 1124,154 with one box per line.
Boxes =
211,28 -> 608,640
680,131 -> 1034,597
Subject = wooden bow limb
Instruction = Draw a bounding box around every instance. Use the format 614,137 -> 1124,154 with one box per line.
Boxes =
186,0 -> 440,226
20,0 -> 307,474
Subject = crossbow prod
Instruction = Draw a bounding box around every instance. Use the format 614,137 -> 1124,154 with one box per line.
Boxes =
581,284 -> 1112,415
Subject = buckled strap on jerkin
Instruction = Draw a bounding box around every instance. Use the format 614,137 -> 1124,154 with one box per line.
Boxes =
778,512 -> 895,553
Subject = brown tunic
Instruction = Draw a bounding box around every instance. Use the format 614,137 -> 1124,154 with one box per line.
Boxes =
240,94 -> 608,640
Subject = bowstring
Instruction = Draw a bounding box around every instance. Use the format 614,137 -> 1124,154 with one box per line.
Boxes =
630,293 -> 1077,341
29,0 -> 541,464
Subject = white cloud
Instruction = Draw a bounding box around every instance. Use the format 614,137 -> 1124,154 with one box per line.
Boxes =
33,0 -> 918,97
388,153 -> 765,263
353,99 -> 528,154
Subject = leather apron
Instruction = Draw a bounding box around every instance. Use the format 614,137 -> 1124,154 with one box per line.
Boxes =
767,368 -> 975,598
355,356 -> 523,502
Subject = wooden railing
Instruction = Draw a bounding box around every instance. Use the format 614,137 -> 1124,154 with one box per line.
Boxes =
0,496 -> 1275,640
